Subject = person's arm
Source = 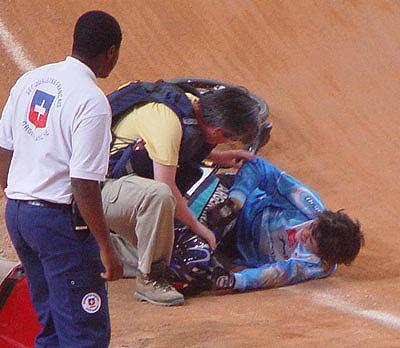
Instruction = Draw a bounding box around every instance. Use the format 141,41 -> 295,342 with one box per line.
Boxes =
207,149 -> 255,169
71,178 -> 122,281
274,171 -> 326,219
228,157 -> 281,208
153,161 -> 216,250
70,95 -> 122,281
0,86 -> 16,194
0,147 -> 12,194
130,103 -> 216,248
233,256 -> 335,292
229,157 -> 325,219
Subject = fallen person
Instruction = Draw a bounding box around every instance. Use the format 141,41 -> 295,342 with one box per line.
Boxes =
168,156 -> 364,293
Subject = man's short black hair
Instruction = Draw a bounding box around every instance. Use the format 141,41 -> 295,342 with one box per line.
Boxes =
199,87 -> 260,144
313,210 -> 364,266
72,10 -> 122,59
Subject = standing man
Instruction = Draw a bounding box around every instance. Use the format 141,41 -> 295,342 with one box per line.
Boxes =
0,11 -> 123,348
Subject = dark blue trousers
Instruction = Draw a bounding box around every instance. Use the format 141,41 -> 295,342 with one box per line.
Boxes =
5,199 -> 110,348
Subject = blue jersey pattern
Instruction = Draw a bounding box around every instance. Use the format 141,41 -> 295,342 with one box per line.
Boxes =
229,157 -> 336,291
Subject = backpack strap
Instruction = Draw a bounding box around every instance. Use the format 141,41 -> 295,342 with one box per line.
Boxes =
106,81 -> 202,179
146,80 -> 198,124
108,145 -> 136,179
107,80 -> 199,128
108,81 -> 155,128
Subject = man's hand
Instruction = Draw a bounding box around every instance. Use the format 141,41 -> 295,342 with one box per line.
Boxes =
193,223 -> 217,251
100,243 -> 123,281
208,149 -> 255,168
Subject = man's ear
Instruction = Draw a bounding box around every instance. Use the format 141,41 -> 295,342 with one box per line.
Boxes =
106,45 -> 119,62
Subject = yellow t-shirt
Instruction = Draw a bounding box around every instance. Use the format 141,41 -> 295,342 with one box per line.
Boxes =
112,93 -> 197,166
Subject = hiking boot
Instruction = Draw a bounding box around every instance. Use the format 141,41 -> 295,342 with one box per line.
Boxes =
134,262 -> 184,306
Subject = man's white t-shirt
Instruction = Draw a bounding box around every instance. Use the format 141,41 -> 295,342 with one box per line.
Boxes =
0,56 -> 112,204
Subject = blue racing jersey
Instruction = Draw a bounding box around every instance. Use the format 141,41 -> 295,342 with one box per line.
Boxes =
229,157 -> 336,291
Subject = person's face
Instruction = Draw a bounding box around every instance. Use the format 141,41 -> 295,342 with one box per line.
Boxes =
296,221 -> 319,254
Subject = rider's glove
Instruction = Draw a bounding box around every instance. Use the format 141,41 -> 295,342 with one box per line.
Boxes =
206,198 -> 241,242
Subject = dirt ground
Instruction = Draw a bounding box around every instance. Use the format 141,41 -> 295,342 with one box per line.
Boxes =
1,1 -> 400,347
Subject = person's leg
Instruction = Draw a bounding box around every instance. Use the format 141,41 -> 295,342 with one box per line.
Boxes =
102,175 -> 184,305
13,201 -> 110,347
229,157 -> 281,206
5,199 -> 59,347
135,182 -> 176,273
43,233 -> 110,348
102,175 -> 175,273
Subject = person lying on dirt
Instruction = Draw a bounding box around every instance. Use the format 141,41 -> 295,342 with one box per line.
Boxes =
102,81 -> 262,306
207,156 -> 365,292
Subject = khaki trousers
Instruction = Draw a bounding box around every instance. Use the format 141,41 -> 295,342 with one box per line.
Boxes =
101,175 -> 176,274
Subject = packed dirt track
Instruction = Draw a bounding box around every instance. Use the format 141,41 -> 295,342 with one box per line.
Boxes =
1,1 -> 400,347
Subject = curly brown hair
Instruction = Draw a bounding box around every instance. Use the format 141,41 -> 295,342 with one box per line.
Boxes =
312,210 -> 364,266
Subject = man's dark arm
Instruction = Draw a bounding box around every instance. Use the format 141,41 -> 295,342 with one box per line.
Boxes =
0,147 -> 13,193
71,178 -> 122,281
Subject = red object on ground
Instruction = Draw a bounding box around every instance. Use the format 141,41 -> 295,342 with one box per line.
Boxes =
0,265 -> 41,348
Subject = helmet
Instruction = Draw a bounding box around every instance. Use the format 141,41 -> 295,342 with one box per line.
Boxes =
167,226 -> 215,293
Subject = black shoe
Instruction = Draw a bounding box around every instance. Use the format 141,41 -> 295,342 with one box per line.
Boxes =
211,263 -> 235,291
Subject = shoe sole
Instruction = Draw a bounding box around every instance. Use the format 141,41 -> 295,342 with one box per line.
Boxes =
134,291 -> 184,306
